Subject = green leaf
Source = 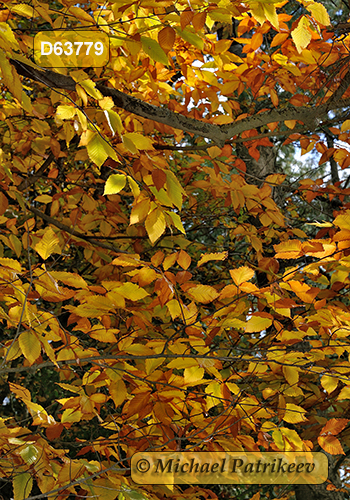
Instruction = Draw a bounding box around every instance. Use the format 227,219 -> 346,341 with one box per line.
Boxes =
141,36 -> 168,65
176,28 -> 204,50
13,472 -> 33,500
166,171 -> 184,209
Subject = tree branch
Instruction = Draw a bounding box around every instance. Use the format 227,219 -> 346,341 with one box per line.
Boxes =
9,57 -> 350,146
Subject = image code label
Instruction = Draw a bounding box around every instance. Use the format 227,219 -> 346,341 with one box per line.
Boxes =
34,31 -> 109,68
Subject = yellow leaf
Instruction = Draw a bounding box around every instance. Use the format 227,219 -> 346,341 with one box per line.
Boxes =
283,366 -> 299,386
6,340 -> 22,361
61,408 -> 83,423
35,195 -> 52,204
263,4 -> 279,29
34,228 -> 60,260
321,375 -> 338,394
0,52 -> 22,101
307,2 -> 330,26
334,212 -> 350,230
207,146 -> 222,158
229,266 -> 255,286
337,386 -> 350,400
127,176 -> 140,198
56,104 -> 76,120
11,3 -> 35,18
122,135 -> 137,154
9,234 -> 21,258
19,331 -> 41,365
145,357 -> 166,375
284,403 -> 307,423
145,208 -> 166,244
0,23 -> 20,51
163,253 -> 177,270
112,255 -> 142,267
74,296 -> 117,317
68,6 -> 95,23
90,328 -> 117,342
285,120 -> 296,129
130,197 -> 151,225
123,133 -> 154,151
104,174 -> 127,195
182,301 -> 198,324
89,479 -> 120,500
105,109 -> 123,136
274,240 -> 303,259
49,271 -> 88,289
116,283 -> 149,300
9,382 -> 31,401
85,131 -> 119,167
307,220 -> 333,227
265,173 -> 287,185
198,251 -> 228,267
76,109 -> 87,130
78,79 -> 103,99
245,313 -> 273,333
167,211 -> 185,233
249,2 -> 265,25
184,365 -> 204,385
186,284 -> 219,303
341,120 -> 350,132
291,16 -> 312,53
0,257 -> 21,272
166,298 -> 182,320
109,379 -> 127,407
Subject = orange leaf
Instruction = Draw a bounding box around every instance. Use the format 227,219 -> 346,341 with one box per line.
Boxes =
158,26 -> 176,53
250,32 -> 263,51
178,250 -> 191,270
318,435 -> 345,455
180,9 -> 194,30
320,418 -> 349,436
192,12 -> 206,31
274,240 -> 303,259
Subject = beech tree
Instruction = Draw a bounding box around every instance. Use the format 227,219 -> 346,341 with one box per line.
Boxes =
2,0 -> 350,499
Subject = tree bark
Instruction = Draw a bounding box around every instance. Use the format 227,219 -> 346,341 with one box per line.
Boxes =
294,454 -> 344,500
9,58 -> 350,147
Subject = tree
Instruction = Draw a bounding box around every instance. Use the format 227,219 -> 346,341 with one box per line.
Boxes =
1,0 -> 350,499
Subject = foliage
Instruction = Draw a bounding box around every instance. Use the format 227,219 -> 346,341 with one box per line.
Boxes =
1,0 -> 350,499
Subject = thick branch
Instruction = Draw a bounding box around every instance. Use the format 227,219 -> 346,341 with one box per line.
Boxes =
9,58 -> 350,145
